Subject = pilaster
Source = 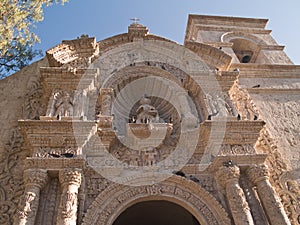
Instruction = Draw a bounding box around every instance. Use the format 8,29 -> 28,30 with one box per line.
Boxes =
15,169 -> 48,225
247,164 -> 291,225
57,169 -> 82,225
215,165 -> 254,225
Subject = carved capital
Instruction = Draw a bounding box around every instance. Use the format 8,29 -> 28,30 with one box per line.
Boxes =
247,164 -> 269,184
24,169 -> 48,189
59,169 -> 82,187
215,165 -> 240,187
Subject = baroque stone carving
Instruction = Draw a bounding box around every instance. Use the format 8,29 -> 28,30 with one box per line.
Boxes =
256,129 -> 300,225
15,169 -> 48,225
58,169 -> 82,225
215,165 -> 254,225
33,147 -> 77,158
23,80 -> 45,120
53,91 -> 74,117
0,129 -> 27,225
82,176 -> 231,225
135,97 -> 160,124
230,84 -> 259,120
220,144 -> 256,155
247,164 -> 291,225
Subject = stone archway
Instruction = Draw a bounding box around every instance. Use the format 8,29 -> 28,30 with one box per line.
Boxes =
82,175 -> 231,225
112,200 -> 201,225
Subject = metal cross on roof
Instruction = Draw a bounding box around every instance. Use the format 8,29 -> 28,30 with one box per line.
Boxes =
130,17 -> 140,24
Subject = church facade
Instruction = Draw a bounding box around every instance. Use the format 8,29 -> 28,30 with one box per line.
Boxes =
0,14 -> 299,225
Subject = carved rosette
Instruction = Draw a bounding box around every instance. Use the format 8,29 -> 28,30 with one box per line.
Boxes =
15,169 -> 48,225
247,164 -> 291,225
215,166 -> 254,225
58,169 -> 82,225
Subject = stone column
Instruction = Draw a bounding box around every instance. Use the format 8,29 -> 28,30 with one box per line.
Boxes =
247,164 -> 291,225
15,169 -> 48,225
57,169 -> 82,225
215,165 -> 254,225
100,88 -> 113,116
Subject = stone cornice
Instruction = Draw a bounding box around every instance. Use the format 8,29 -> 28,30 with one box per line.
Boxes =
40,67 -> 98,94
24,157 -> 86,170
199,120 -> 266,145
229,64 -> 300,78
247,88 -> 300,94
207,154 -> 267,172
195,25 -> 271,34
185,14 -> 269,42
19,120 -> 97,151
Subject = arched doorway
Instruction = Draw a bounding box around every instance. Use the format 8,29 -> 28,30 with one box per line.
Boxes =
81,176 -> 231,225
112,200 -> 201,225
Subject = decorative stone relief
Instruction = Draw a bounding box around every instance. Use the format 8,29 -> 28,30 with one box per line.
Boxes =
204,92 -> 237,119
82,176 -> 231,225
215,165 -> 254,225
53,91 -> 74,117
135,97 -> 160,124
0,129 -> 27,225
255,129 -> 300,225
15,169 -> 48,225
23,80 -> 46,120
33,147 -> 78,158
239,176 -> 269,225
247,164 -> 291,225
57,169 -> 82,225
230,84 -> 259,120
220,144 -> 256,155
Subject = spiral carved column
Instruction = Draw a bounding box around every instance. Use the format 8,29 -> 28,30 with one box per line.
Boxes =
15,169 -> 48,225
57,169 -> 82,225
247,164 -> 291,225
215,165 -> 254,225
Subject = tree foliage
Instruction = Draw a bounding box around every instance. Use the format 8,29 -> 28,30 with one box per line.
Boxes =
0,0 -> 68,78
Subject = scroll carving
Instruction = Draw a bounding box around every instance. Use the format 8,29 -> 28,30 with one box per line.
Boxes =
255,129 -> 300,225
23,80 -> 45,120
220,144 -> 256,155
0,129 -> 27,225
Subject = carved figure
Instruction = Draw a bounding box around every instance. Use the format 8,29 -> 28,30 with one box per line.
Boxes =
54,91 -> 74,117
19,192 -> 36,218
136,97 -> 159,124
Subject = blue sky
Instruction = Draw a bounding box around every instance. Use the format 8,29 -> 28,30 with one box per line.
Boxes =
34,0 -> 300,64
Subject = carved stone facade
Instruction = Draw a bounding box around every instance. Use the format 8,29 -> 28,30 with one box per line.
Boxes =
0,14 -> 299,225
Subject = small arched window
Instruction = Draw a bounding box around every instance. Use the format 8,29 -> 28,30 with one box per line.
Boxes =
230,38 -> 259,63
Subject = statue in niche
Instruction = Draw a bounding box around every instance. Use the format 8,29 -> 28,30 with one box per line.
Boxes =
54,91 -> 74,117
73,90 -> 87,117
205,93 -> 229,117
136,97 -> 159,124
